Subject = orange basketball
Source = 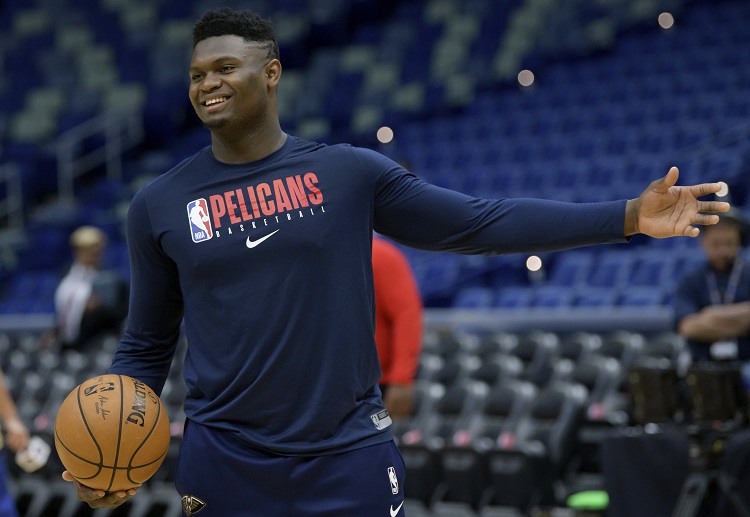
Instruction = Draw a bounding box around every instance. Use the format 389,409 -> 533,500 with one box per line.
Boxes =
54,374 -> 171,492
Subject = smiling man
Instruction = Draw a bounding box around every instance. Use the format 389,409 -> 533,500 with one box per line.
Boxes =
61,7 -> 730,516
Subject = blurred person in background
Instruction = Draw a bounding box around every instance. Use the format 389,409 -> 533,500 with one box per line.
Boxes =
373,235 -> 423,420
0,369 -> 29,517
43,226 -> 129,351
674,207 -> 750,364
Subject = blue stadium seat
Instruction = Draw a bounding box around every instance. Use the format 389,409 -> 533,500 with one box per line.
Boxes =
531,286 -> 576,309
494,287 -> 534,309
587,250 -> 634,289
619,287 -> 666,307
574,287 -> 619,308
547,251 -> 593,287
453,287 -> 495,309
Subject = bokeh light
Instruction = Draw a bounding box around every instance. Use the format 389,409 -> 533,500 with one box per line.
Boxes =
526,255 -> 542,272
376,126 -> 394,144
518,69 -> 535,87
717,181 -> 729,197
658,12 -> 675,29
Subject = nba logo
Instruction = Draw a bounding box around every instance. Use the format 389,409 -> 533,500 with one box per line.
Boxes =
387,467 -> 399,495
187,199 -> 213,243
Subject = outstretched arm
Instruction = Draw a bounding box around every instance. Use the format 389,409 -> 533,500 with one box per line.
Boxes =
624,167 -> 730,238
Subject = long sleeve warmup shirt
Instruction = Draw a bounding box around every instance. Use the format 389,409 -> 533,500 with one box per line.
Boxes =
110,135 -> 628,456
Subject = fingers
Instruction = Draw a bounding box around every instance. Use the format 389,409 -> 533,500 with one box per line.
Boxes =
651,166 -> 680,193
698,200 -> 731,213
688,182 -> 723,198
64,475 -> 106,500
62,471 -> 139,508
693,213 -> 721,226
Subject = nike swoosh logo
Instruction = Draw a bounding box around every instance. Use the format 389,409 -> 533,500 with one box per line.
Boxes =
390,501 -> 404,517
246,229 -> 279,248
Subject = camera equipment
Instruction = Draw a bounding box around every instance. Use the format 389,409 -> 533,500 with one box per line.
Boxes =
628,360 -> 750,517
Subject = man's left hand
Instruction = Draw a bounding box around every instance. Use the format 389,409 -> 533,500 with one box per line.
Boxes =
625,166 -> 730,238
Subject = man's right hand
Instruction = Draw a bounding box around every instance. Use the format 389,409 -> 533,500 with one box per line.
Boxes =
62,471 -> 140,508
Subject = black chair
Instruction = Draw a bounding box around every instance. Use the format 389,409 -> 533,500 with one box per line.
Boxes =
422,328 -> 463,359
468,353 -> 523,389
596,330 -> 646,373
433,380 -> 537,512
401,441 -> 444,508
16,477 -> 91,517
501,330 -> 559,387
485,382 -> 588,511
400,380 -> 488,509
425,381 -> 491,509
128,482 -> 184,517
557,356 -> 625,492
557,331 -> 601,365
432,353 -> 481,389
391,380 -> 443,446
643,331 -> 687,366
472,379 -> 538,450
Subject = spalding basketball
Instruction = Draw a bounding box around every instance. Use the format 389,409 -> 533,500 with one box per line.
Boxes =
54,374 -> 170,492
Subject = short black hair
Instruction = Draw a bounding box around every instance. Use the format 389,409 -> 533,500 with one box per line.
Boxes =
705,207 -> 750,246
193,8 -> 279,60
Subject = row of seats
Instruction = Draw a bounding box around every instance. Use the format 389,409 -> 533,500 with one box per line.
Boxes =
12,477 -> 182,517
0,330 -> 188,441
0,324 -> 708,516
393,328 -> 702,514
0,228 -> 711,314
2,0 -> 749,314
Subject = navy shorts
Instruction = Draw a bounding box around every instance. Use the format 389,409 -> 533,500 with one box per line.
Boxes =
175,420 -> 407,517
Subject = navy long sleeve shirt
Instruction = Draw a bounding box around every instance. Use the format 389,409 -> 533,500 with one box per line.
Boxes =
109,135 -> 628,455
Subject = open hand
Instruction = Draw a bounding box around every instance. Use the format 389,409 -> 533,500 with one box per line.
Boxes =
625,167 -> 730,238
62,471 -> 140,508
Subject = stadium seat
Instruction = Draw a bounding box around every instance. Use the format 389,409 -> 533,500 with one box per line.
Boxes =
547,251 -> 594,287
531,285 -> 576,309
574,287 -> 620,308
619,286 -> 666,307
501,330 -> 559,387
494,287 -> 534,309
453,286 -> 496,308
471,378 -> 538,449
485,382 -> 588,511
468,353 -> 523,388
127,482 -> 183,517
587,250 -> 635,289
557,331 -> 601,365
596,330 -> 646,371
14,477 -> 87,517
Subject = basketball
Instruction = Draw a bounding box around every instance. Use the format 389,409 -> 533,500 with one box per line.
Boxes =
54,374 -> 171,492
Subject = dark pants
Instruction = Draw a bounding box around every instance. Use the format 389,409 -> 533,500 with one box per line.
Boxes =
175,419 -> 407,516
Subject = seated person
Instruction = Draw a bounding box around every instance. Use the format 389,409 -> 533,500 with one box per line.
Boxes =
674,208 -> 750,364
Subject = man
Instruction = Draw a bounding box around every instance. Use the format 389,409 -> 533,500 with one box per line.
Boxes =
674,207 -> 750,362
49,226 -> 129,350
373,235 -> 423,420
63,8 -> 729,516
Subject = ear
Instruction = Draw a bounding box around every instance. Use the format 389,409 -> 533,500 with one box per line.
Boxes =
265,59 -> 282,89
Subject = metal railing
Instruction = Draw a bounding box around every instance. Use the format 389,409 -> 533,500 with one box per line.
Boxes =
56,110 -> 144,201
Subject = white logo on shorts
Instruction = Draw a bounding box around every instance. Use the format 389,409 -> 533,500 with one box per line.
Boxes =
388,466 -> 399,495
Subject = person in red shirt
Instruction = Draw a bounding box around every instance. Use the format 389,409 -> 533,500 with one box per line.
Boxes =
372,236 -> 424,420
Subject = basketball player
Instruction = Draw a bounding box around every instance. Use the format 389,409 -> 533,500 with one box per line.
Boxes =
63,8 -> 730,516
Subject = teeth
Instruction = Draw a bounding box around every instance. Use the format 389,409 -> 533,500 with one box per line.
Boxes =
205,97 -> 226,106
